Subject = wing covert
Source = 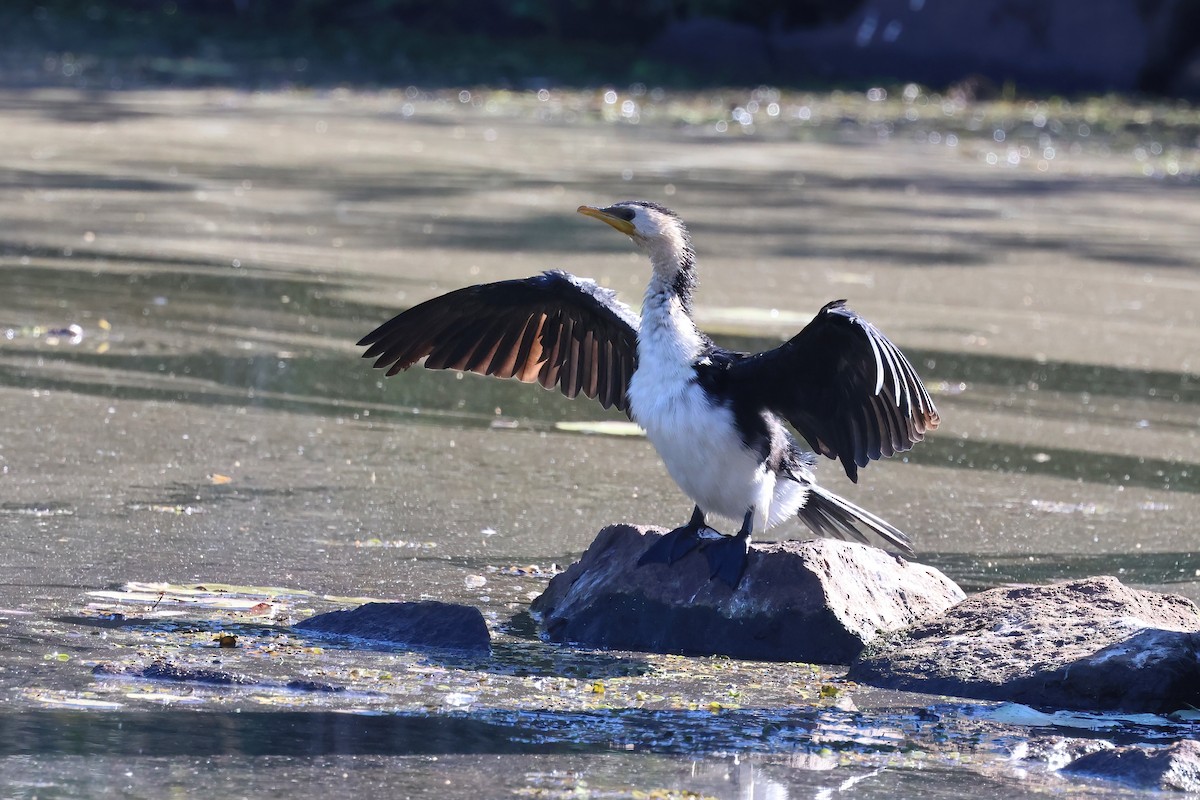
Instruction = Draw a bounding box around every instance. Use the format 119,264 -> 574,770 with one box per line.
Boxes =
358,270 -> 640,414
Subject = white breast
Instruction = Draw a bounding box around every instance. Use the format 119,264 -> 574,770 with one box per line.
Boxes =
628,288 -> 806,529
630,369 -> 760,520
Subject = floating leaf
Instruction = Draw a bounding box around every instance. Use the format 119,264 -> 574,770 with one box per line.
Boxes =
553,420 -> 645,437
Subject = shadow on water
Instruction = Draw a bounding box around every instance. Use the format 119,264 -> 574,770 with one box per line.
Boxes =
0,254 -> 413,321
927,551 -> 1200,593
0,705 -> 960,758
0,710 -> 590,757
0,90 -> 162,123
1,703 -> 1191,760
6,263 -> 1200,492
905,436 -> 1198,494
909,348 -> 1200,405
0,168 -> 181,194
6,133 -> 1199,266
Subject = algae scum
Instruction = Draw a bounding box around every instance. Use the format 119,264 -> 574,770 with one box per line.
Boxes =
2,87 -> 1200,797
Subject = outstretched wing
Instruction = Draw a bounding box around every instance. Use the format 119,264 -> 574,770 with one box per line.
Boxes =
358,270 -> 640,414
729,300 -> 939,482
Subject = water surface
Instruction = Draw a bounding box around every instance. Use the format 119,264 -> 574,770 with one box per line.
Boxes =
2,87 -> 1199,797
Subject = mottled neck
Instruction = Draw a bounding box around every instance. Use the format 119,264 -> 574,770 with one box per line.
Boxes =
645,237 -> 697,316
640,269 -> 705,367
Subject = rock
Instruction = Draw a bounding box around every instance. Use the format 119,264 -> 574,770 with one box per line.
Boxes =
849,576 -> 1200,712
1061,739 -> 1200,793
94,660 -> 350,693
93,660 -> 258,685
530,524 -> 964,664
296,601 -> 491,654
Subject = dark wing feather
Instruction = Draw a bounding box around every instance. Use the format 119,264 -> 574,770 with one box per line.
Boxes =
729,300 -> 939,482
358,270 -> 640,414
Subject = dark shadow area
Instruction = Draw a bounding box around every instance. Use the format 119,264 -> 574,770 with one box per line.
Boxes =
5,263 -> 1199,492
3,138 -> 1197,270
0,2 -> 854,92
3,0 -> 1199,100
49,611 -> 654,680
0,704 -> 940,758
926,551 -> 1200,593
0,168 -> 180,193
0,701 -> 1190,759
905,347 -> 1200,406
124,481 -> 330,512
0,709 -> 595,757
904,435 -> 1198,494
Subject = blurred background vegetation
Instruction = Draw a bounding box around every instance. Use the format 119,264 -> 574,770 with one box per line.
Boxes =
1,0 -> 1198,95
0,0 -> 861,88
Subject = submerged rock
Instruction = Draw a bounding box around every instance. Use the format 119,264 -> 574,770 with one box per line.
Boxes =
850,576 -> 1200,712
94,660 -> 349,693
531,524 -> 964,664
296,601 -> 491,654
93,660 -> 257,685
1061,739 -> 1200,793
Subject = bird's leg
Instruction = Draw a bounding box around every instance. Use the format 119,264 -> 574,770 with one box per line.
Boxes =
701,508 -> 754,588
638,505 -> 712,567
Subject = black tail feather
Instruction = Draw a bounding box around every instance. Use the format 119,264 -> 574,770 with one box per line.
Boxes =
798,485 -> 914,555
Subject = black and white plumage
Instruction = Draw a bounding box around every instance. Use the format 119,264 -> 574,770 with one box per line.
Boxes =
359,201 -> 940,588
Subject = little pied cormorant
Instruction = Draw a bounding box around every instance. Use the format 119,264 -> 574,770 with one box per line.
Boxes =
359,201 -> 940,588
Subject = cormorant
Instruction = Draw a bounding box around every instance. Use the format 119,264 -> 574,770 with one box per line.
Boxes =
358,202 -> 940,588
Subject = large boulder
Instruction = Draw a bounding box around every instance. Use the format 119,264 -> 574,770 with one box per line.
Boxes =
850,576 -> 1200,712
1061,739 -> 1200,793
531,524 -> 964,664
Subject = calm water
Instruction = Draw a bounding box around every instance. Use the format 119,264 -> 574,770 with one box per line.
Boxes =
2,87 -> 1199,798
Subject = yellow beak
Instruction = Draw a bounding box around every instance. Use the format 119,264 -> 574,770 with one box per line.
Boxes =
577,205 -> 636,236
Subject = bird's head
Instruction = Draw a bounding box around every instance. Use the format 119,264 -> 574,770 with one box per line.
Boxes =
578,201 -> 697,297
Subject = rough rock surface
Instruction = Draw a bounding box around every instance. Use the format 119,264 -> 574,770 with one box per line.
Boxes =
296,601 -> 491,653
850,576 -> 1200,712
1061,739 -> 1200,793
531,524 -> 964,664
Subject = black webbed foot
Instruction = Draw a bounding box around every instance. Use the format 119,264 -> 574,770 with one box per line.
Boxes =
701,532 -> 751,588
637,525 -> 703,566
638,506 -> 709,567
701,508 -> 755,588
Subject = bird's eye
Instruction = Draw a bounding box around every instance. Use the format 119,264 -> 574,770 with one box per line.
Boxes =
604,206 -> 636,222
